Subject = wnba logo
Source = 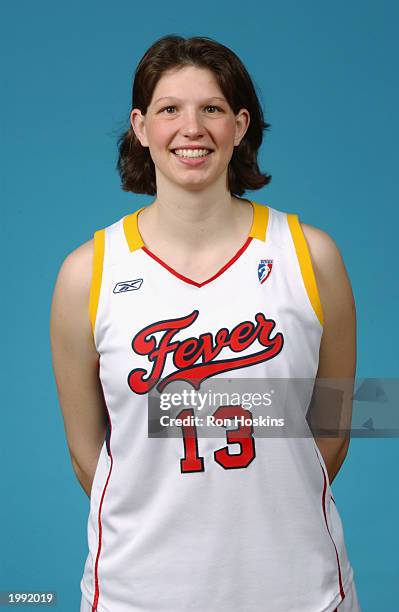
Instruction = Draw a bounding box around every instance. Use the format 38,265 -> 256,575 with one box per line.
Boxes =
258,259 -> 273,284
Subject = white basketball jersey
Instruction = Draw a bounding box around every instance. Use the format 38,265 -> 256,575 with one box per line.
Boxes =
80,200 -> 355,611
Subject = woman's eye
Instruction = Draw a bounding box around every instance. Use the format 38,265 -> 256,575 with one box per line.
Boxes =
160,105 -> 222,114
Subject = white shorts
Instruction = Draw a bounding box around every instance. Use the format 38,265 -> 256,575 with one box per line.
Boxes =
80,580 -> 361,611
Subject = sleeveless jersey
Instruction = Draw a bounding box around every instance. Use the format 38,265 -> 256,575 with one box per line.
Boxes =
80,200 -> 355,612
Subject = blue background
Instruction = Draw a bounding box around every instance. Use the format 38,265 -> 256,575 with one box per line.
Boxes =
1,1 -> 398,610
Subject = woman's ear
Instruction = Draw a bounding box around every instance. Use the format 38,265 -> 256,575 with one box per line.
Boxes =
234,108 -> 250,146
130,108 -> 149,147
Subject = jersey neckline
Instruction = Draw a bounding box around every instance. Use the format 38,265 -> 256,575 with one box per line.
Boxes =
122,200 -> 269,289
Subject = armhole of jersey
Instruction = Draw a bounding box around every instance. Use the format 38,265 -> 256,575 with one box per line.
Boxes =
286,214 -> 324,328
88,228 -> 105,336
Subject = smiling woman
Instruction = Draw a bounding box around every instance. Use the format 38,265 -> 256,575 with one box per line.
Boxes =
49,34 -> 360,612
116,36 -> 271,196
129,67 -> 253,187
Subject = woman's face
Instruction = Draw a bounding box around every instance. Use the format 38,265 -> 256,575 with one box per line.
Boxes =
131,65 -> 250,192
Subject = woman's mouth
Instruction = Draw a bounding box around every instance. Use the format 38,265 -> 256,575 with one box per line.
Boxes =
171,148 -> 213,166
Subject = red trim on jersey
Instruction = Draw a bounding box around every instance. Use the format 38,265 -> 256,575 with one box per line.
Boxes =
91,406 -> 114,612
314,448 -> 346,607
141,236 -> 253,288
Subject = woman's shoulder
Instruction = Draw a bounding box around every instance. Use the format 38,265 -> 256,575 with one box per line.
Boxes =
51,239 -> 95,339
50,237 -> 98,370
299,221 -> 355,328
266,203 -> 342,260
300,221 -> 345,277
55,212 -> 125,290
57,238 -> 94,294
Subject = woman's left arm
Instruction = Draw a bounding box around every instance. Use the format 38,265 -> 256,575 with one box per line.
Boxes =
301,223 -> 357,485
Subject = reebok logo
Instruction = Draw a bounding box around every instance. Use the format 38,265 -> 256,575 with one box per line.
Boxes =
113,278 -> 143,293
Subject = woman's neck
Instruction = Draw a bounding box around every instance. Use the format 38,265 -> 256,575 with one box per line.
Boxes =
138,193 -> 253,254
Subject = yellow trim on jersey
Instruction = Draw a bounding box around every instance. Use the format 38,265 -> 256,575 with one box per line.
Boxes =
123,207 -> 145,252
249,201 -> 269,242
88,229 -> 105,334
287,214 -> 324,327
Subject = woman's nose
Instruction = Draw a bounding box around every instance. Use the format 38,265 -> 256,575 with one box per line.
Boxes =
180,111 -> 205,136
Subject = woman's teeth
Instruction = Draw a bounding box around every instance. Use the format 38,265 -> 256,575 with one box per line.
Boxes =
173,149 -> 212,158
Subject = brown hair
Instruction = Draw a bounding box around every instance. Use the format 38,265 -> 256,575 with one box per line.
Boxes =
116,35 -> 272,196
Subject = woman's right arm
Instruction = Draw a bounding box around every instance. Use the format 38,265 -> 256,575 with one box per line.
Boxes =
50,239 -> 109,498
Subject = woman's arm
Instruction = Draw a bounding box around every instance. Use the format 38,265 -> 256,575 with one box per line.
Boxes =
50,239 -> 109,498
302,223 -> 357,485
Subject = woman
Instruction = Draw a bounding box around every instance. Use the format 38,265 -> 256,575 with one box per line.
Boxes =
50,35 -> 360,611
